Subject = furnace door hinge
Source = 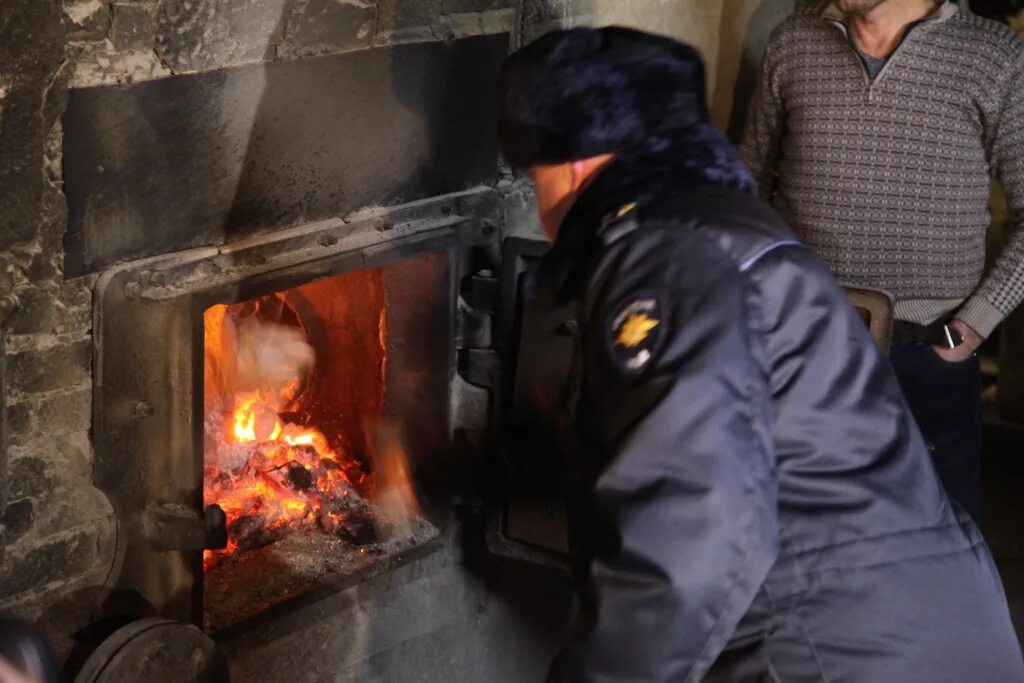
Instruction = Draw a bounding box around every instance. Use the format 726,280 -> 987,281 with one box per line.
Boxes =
456,303 -> 492,350
456,269 -> 500,390
458,348 -> 501,389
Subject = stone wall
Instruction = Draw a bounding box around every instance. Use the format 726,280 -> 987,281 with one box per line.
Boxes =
0,0 -> 528,662
0,0 -> 118,661
0,0 -> 776,663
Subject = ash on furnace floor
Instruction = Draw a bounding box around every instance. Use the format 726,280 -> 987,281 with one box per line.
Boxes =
204,518 -> 440,632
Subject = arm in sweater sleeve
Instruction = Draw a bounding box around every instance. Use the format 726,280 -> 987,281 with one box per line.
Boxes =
739,38 -> 785,202
959,53 -> 1024,338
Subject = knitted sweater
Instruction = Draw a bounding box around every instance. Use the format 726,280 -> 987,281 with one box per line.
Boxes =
740,1 -> 1024,337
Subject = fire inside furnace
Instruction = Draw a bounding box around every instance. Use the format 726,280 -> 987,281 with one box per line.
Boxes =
202,270 -> 436,630
203,295 -> 379,568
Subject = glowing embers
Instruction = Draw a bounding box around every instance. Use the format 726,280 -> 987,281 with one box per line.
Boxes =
203,423 -> 374,568
201,267 -> 445,632
202,272 -> 419,572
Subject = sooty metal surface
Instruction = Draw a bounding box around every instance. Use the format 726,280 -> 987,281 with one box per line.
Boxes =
91,189 -> 501,626
64,34 -> 507,276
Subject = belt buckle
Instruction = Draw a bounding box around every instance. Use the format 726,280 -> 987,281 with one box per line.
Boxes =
942,323 -> 963,349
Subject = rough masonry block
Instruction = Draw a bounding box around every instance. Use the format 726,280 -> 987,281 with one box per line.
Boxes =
375,0 -> 443,43
55,282 -> 93,337
279,0 -> 376,58
6,432 -> 92,501
0,484 -> 115,601
0,514 -> 117,648
1,499 -> 35,546
4,402 -> 34,448
5,456 -> 48,501
6,339 -> 91,398
34,388 -> 91,438
442,0 -> 517,12
0,528 -> 100,600
110,2 -> 160,51
70,40 -> 172,86
156,0 -> 293,72
446,8 -> 516,37
26,486 -> 112,541
520,0 -> 580,42
7,286 -> 59,337
64,0 -> 113,42
7,275 -> 93,339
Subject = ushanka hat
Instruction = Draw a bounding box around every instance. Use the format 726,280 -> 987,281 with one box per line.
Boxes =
497,26 -> 710,167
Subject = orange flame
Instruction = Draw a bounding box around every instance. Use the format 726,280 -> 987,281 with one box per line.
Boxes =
203,283 -> 411,572
231,393 -> 284,443
365,420 -> 421,541
203,410 -> 354,570
203,300 -> 361,570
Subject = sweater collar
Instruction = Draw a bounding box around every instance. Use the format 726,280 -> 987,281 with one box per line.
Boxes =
819,0 -> 957,26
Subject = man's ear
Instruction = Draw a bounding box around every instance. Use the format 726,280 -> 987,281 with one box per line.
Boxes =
569,154 -> 615,192
570,160 -> 588,192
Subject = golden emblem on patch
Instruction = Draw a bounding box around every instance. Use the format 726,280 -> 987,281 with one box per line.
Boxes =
615,201 -> 637,219
608,296 -> 663,373
600,201 -> 637,228
615,313 -> 659,348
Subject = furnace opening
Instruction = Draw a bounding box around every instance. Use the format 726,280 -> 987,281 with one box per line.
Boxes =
202,265 -> 439,632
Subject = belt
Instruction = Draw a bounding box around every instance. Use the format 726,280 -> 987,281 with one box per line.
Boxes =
892,319 -> 962,348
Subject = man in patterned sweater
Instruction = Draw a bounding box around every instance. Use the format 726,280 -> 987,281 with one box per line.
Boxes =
741,0 -> 1024,521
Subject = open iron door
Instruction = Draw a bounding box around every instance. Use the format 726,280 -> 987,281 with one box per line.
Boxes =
479,236 -> 573,570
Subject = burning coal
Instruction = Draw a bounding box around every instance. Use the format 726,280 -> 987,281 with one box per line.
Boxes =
203,294 -> 421,570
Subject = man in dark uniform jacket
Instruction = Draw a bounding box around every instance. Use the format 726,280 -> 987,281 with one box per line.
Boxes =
497,27 -> 1024,682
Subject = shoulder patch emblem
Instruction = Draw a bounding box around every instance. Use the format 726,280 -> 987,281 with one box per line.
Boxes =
599,201 -> 637,229
614,201 -> 637,219
607,295 -> 664,374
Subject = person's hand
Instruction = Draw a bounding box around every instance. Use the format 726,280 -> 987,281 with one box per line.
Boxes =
932,318 -> 983,363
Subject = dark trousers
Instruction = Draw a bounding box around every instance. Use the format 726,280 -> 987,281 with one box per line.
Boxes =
889,344 -> 983,521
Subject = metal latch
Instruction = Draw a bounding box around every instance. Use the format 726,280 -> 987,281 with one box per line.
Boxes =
144,502 -> 227,551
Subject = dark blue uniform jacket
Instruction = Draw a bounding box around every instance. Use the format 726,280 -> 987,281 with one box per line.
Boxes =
532,157 -> 1024,682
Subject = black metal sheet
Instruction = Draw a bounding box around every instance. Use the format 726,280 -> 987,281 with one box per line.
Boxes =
63,34 -> 507,276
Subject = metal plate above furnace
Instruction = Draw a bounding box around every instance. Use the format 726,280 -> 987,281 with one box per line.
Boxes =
62,34 -> 507,277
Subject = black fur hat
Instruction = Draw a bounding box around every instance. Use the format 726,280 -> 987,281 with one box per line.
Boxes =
497,26 -> 711,167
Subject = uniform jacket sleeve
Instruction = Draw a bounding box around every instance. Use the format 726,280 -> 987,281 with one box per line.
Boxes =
549,227 -> 780,683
